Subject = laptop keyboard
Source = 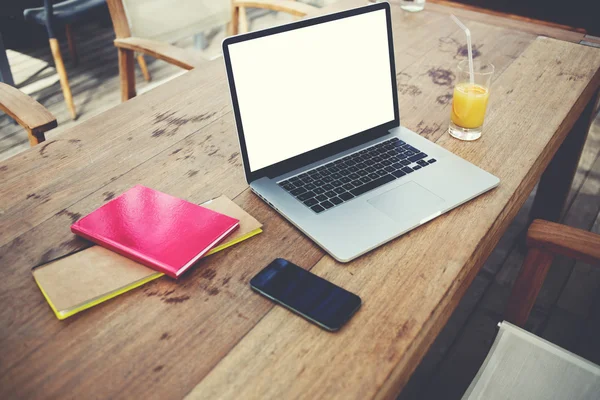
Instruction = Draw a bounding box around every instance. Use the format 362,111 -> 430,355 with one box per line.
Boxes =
278,137 -> 437,213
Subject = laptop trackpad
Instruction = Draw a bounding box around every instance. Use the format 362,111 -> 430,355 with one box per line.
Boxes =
368,181 -> 445,223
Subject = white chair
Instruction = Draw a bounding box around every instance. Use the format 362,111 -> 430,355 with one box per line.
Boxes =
463,321 -> 600,399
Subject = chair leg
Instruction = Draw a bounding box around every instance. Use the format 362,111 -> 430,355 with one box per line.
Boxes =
27,128 -> 46,147
118,48 -> 136,102
65,24 -> 78,66
239,7 -> 249,34
230,5 -> 239,36
504,247 -> 554,327
49,38 -> 77,120
137,54 -> 151,82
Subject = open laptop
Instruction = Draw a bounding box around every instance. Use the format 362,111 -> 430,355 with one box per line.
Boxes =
222,2 -> 499,262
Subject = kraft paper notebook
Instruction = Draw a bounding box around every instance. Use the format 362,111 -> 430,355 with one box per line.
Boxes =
33,196 -> 262,320
71,185 -> 240,278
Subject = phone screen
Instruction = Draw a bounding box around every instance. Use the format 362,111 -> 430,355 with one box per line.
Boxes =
250,258 -> 361,331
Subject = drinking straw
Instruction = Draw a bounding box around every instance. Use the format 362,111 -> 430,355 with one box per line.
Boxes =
451,14 -> 475,86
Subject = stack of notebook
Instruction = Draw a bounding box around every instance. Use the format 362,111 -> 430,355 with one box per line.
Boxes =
33,186 -> 263,320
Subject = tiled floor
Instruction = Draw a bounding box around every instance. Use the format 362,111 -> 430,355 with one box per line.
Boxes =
1,8 -> 599,400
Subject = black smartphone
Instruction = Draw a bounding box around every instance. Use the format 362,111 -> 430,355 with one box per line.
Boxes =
250,258 -> 361,331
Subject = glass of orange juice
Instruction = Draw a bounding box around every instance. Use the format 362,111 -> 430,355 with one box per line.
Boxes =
449,60 -> 495,141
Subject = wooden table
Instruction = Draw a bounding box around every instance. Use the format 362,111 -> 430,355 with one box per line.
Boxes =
1,1 -> 599,399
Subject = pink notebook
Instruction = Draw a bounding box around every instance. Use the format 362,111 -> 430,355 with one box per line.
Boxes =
71,185 -> 239,278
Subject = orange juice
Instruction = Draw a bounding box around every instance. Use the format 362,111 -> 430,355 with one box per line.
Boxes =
450,83 -> 489,129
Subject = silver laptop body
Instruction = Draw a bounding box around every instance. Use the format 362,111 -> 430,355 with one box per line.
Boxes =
222,2 -> 499,262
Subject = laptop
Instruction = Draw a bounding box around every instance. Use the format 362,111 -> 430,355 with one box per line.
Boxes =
222,2 -> 499,262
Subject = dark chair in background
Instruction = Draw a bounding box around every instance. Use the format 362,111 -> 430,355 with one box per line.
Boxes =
0,33 -> 15,86
23,0 -> 108,120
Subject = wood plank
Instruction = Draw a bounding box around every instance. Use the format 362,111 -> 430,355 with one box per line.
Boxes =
185,37 -> 600,400
539,307 -> 587,355
115,37 -> 207,70
0,82 -> 57,141
557,263 -> 600,318
526,219 -> 600,264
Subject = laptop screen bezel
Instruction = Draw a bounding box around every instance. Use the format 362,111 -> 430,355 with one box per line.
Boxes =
222,2 -> 399,184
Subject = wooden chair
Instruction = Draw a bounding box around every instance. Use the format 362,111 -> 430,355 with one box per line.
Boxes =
462,219 -> 600,399
0,82 -> 57,146
505,219 -> 600,326
23,0 -> 109,120
106,0 -> 318,102
231,1 -> 319,35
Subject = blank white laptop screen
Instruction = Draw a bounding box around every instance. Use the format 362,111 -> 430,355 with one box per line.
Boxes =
227,9 -> 395,172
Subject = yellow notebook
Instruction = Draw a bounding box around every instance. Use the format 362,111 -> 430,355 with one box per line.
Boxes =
33,196 -> 262,320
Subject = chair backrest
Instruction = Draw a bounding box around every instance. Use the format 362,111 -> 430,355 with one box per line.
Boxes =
118,0 -> 231,43
463,321 -> 600,400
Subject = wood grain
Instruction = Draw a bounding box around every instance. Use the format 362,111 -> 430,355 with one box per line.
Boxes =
114,38 -> 207,71
137,54 -> 151,82
1,1 -> 600,399
0,82 -> 57,145
505,218 -> 600,327
230,3 -> 240,36
238,6 -> 249,34
118,48 -> 136,101
106,0 -> 132,38
527,219 -> 600,264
